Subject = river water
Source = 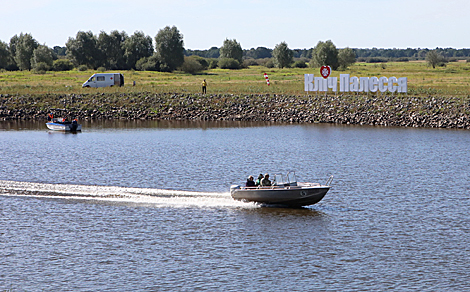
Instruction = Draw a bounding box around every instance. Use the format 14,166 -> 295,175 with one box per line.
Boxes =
1,120 -> 469,291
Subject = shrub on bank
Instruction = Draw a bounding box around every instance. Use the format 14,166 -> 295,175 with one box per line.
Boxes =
33,62 -> 49,74
264,58 -> 275,68
293,60 -> 307,68
218,58 -> 240,69
180,56 -> 204,74
52,59 -> 74,71
207,58 -> 218,69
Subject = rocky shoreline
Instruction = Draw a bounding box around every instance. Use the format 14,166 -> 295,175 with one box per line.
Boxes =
1,92 -> 470,129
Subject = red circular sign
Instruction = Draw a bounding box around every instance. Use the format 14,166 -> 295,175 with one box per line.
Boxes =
320,66 -> 331,79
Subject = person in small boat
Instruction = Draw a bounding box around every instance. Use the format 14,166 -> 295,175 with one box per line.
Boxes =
260,173 -> 272,186
255,174 -> 264,186
246,175 -> 255,187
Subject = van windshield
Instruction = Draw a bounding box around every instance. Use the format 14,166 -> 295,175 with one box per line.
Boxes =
89,77 -> 94,82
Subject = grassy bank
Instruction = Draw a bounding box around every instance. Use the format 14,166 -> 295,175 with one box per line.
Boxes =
1,62 -> 470,129
1,61 -> 470,97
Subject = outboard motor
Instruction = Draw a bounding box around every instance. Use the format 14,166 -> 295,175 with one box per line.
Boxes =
71,120 -> 78,131
230,185 -> 241,195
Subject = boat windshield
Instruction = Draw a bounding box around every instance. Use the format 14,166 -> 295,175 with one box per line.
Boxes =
273,171 -> 297,186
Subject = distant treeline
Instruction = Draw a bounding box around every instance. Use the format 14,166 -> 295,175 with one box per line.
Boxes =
21,44 -> 470,61
186,47 -> 470,62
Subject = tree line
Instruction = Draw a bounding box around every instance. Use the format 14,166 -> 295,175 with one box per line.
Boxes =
1,26 -> 468,74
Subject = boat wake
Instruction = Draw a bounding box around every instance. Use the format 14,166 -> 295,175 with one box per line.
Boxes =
0,180 -> 253,208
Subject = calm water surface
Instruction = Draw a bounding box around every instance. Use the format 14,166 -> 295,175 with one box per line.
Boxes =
1,120 -> 469,291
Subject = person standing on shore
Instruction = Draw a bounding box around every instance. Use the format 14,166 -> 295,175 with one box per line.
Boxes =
202,79 -> 207,94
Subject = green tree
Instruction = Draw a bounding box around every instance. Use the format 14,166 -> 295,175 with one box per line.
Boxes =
219,39 -> 243,63
272,41 -> 293,68
338,47 -> 356,69
123,31 -> 154,70
31,44 -> 54,70
245,47 -> 272,59
154,26 -> 185,72
97,30 -> 128,69
426,50 -> 445,68
66,31 -> 98,68
6,35 -> 19,70
0,41 -> 9,69
53,46 -> 67,57
14,33 -> 39,70
310,40 -> 339,70
9,35 -> 19,59
205,47 -> 220,58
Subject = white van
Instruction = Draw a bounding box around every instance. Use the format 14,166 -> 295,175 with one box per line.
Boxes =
82,73 -> 124,88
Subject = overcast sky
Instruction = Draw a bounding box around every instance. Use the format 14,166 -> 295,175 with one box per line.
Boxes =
1,0 -> 469,50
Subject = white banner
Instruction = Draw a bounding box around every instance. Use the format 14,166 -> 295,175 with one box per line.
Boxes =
305,74 -> 407,93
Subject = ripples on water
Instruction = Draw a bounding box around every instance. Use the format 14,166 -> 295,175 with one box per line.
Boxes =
1,120 -> 470,291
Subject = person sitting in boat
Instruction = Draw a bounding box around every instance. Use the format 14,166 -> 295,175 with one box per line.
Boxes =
47,113 -> 53,121
255,174 -> 264,186
246,175 -> 255,187
260,173 -> 272,186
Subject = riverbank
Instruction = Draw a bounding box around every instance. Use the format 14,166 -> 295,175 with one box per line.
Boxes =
1,92 -> 469,129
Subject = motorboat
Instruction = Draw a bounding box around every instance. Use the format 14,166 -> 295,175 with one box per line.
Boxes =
230,171 -> 333,207
46,117 -> 82,131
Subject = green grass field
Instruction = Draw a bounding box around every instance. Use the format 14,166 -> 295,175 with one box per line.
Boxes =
1,61 -> 469,97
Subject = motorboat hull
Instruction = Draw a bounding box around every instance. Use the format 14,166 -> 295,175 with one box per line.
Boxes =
230,184 -> 330,207
46,122 -> 82,131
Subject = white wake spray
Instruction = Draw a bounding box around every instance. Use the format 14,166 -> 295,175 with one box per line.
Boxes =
0,180 -> 254,208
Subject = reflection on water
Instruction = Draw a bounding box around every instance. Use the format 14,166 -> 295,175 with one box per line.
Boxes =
0,119 -> 299,131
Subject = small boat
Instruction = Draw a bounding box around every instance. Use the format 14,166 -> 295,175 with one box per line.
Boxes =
46,117 -> 82,132
230,171 -> 333,207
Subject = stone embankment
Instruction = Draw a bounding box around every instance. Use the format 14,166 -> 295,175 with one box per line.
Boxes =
1,92 -> 470,129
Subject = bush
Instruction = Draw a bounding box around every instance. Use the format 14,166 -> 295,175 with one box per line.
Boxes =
243,58 -> 258,67
77,65 -> 88,71
207,58 -> 218,69
264,59 -> 275,68
33,62 -> 49,74
189,56 -> 209,70
357,57 -> 366,63
292,60 -> 307,68
52,59 -> 74,71
253,58 -> 270,67
158,63 -> 171,72
218,58 -> 240,69
395,57 -> 409,62
136,55 -> 161,71
97,66 -> 106,72
180,56 -> 204,74
366,57 -> 389,63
